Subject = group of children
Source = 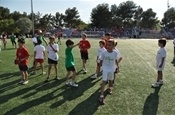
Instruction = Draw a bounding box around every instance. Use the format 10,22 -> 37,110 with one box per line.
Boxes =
1,30 -> 168,104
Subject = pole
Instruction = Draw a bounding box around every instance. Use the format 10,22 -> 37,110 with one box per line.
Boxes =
31,0 -> 34,36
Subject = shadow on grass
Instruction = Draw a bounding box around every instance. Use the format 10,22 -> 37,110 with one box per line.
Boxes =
142,86 -> 162,115
49,75 -> 100,109
68,89 -> 100,115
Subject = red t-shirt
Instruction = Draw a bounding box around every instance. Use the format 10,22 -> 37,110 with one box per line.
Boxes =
16,47 -> 30,66
79,39 -> 91,52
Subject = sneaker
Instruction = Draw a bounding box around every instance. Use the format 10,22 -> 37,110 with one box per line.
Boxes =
70,82 -> 78,87
65,81 -> 71,86
42,72 -> 46,75
152,82 -> 160,88
91,74 -> 97,79
23,80 -> 28,85
18,80 -> 24,84
107,88 -> 112,95
159,80 -> 163,85
54,77 -> 60,80
99,95 -> 105,104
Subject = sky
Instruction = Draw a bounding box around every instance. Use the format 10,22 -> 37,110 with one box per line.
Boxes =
0,0 -> 174,23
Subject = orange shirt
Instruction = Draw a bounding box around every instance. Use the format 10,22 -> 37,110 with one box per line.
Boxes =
79,39 -> 91,52
16,47 -> 30,66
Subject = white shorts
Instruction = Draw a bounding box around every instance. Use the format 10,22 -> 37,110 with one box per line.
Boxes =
102,71 -> 114,81
156,65 -> 165,71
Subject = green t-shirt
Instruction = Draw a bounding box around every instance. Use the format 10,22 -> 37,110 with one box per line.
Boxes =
10,35 -> 16,41
65,47 -> 75,68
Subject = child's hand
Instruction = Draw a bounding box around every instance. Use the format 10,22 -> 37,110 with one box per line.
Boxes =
159,64 -> 163,68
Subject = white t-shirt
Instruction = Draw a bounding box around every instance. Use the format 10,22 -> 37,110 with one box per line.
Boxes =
47,43 -> 59,61
32,37 -> 37,43
114,48 -> 122,60
173,38 -> 175,47
156,47 -> 166,70
100,50 -> 118,72
97,47 -> 106,63
34,45 -> 45,59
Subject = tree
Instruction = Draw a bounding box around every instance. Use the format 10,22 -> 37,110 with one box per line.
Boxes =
140,8 -> 159,29
39,14 -> 53,31
133,6 -> 143,26
16,17 -> 32,34
91,3 -> 112,28
161,7 -> 175,28
116,1 -> 138,27
51,12 -> 64,29
10,11 -> 27,21
64,7 -> 81,28
28,12 -> 42,29
0,7 -> 10,20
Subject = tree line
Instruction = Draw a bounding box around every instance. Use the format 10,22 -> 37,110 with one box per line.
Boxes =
0,0 -> 175,34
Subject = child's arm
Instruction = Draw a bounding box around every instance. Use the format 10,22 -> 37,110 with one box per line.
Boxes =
50,44 -> 58,52
159,57 -> 165,68
42,37 -> 48,46
34,51 -> 36,59
118,57 -> 123,64
116,59 -> 119,73
43,51 -> 46,60
71,43 -> 80,48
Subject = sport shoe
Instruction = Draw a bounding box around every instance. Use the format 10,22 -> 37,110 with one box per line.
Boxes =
91,74 -> 97,79
99,95 -> 105,104
23,80 -> 28,85
54,77 -> 60,80
65,81 -> 71,86
42,72 -> 46,75
152,82 -> 160,88
107,88 -> 112,95
18,80 -> 24,84
70,82 -> 78,87
159,80 -> 163,85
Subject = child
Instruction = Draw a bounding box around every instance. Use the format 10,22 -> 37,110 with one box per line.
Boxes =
34,39 -> 46,75
99,39 -> 119,104
14,38 -> 30,85
91,40 -> 106,79
113,40 -> 122,84
10,33 -> 17,48
79,33 -> 91,73
172,38 -> 175,64
152,38 -> 167,88
65,39 -> 79,87
2,34 -> 7,49
102,33 -> 113,49
45,36 -> 59,82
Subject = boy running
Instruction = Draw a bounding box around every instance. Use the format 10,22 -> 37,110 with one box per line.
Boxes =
34,39 -> 46,75
91,40 -> 106,79
65,39 -> 79,87
99,39 -> 119,104
10,33 -> 17,48
14,38 -> 30,85
152,38 -> 167,88
79,33 -> 91,73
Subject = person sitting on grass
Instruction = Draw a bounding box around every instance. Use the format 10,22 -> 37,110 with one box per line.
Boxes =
79,33 -> 91,73
65,39 -> 79,87
152,38 -> 167,88
99,39 -> 119,104
44,36 -> 59,82
91,40 -> 106,79
34,39 -> 46,75
14,38 -> 30,85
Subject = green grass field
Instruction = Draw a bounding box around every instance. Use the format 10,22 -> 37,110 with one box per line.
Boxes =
0,38 -> 175,115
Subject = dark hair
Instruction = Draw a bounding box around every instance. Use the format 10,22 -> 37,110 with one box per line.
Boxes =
37,39 -> 42,45
18,38 -> 25,44
105,32 -> 111,36
158,38 -> 166,47
115,40 -> 118,46
49,36 -> 55,40
99,40 -> 105,46
66,39 -> 74,47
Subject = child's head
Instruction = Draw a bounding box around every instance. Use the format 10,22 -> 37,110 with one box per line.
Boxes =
82,33 -> 87,40
99,40 -> 105,48
37,39 -> 42,45
66,39 -> 74,47
49,36 -> 55,43
105,33 -> 111,39
107,39 -> 115,51
18,38 -> 25,47
158,38 -> 166,47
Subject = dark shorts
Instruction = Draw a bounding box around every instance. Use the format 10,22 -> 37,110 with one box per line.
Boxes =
18,65 -> 28,71
11,41 -> 16,44
80,51 -> 88,60
66,66 -> 76,71
48,58 -> 58,64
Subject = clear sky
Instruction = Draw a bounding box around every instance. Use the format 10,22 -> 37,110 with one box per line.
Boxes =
0,0 -> 174,23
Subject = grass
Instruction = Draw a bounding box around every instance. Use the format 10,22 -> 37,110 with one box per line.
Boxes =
0,38 -> 175,115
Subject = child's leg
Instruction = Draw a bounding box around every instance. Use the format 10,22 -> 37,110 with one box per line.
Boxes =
47,64 -> 52,79
54,64 -> 58,77
100,81 -> 106,96
96,65 -> 100,76
82,59 -> 86,69
71,71 -> 76,82
40,62 -> 44,73
34,61 -> 38,73
66,71 -> 71,81
24,71 -> 28,81
157,71 -> 163,81
20,71 -> 25,80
